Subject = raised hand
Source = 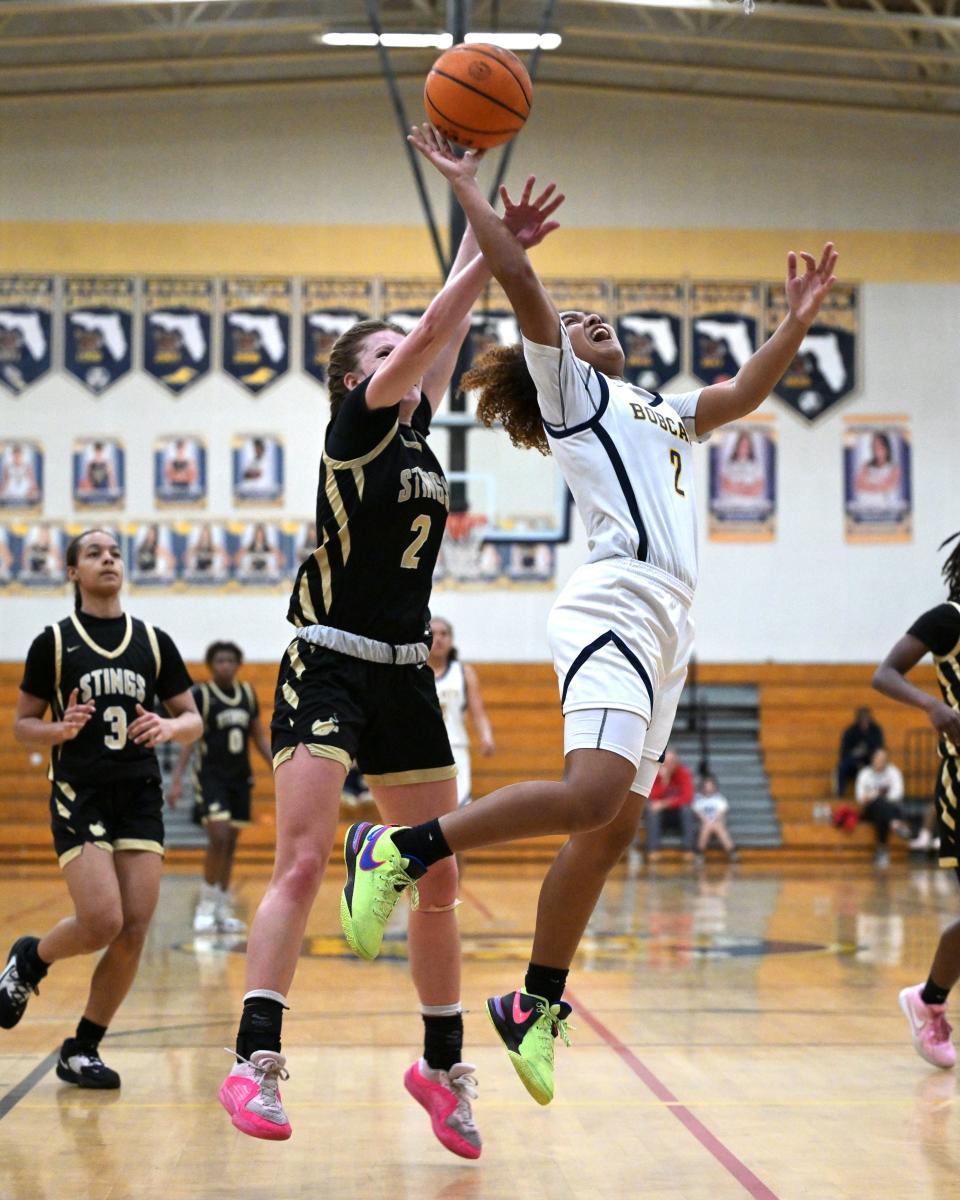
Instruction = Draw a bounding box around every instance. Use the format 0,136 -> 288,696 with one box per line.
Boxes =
60,687 -> 96,742
129,703 -> 171,748
785,242 -> 838,328
500,176 -> 565,249
408,122 -> 484,184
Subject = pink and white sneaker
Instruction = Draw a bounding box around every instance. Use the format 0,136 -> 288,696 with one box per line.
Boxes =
219,1050 -> 292,1139
404,1058 -> 481,1159
899,985 -> 957,1069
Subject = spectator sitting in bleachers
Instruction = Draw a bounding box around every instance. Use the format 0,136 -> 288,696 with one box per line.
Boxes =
644,748 -> 696,860
856,746 -> 911,869
837,705 -> 885,796
693,773 -> 738,864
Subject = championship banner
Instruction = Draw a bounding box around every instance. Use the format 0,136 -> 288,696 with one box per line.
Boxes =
14,522 -> 66,589
73,437 -> 125,509
382,279 -> 437,332
767,283 -> 858,423
127,522 -> 180,588
64,277 -> 134,396
690,282 -> 762,386
844,415 -> 912,543
302,279 -> 374,388
228,520 -> 294,588
154,436 -> 207,508
143,277 -> 213,396
708,416 -> 777,542
615,281 -> 685,391
221,278 -> 291,396
0,276 -> 53,396
0,439 -> 43,514
232,434 -> 284,506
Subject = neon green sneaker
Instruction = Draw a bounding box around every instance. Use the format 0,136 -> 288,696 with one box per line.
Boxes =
485,989 -> 572,1105
340,822 -> 420,961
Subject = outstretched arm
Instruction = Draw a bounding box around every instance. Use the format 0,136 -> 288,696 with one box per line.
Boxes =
694,244 -> 839,437
409,125 -> 564,348
420,222 -> 481,414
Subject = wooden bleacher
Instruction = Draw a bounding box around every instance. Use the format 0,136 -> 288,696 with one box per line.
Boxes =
0,660 -> 942,864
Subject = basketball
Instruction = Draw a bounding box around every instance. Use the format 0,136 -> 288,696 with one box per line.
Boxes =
424,42 -> 532,150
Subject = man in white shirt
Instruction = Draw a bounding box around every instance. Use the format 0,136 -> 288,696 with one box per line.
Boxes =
855,747 -> 910,868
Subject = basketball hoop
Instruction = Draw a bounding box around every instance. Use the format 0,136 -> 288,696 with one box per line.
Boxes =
438,512 -> 489,584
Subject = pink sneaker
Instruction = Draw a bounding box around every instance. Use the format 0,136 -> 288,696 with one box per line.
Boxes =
219,1050 -> 292,1139
899,985 -> 956,1069
404,1058 -> 481,1159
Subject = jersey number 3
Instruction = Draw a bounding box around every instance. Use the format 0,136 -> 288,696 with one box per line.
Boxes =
401,515 -> 431,569
669,449 -> 686,497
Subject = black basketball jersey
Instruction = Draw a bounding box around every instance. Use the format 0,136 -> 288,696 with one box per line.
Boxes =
30,612 -> 188,784
908,601 -> 960,757
194,680 -> 259,781
88,460 -> 110,489
286,379 -> 449,645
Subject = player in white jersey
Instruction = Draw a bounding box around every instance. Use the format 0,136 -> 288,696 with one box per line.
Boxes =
428,617 -> 495,806
340,124 -> 838,1106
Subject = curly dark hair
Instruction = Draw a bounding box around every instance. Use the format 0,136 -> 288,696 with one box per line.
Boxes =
326,319 -> 405,422
460,343 -> 549,456
940,530 -> 960,602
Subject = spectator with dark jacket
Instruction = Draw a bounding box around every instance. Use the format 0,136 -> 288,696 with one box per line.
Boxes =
837,706 -> 885,795
645,749 -> 696,859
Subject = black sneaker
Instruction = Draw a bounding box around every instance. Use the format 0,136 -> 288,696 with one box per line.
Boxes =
486,990 -> 572,1106
0,937 -> 42,1029
56,1041 -> 121,1089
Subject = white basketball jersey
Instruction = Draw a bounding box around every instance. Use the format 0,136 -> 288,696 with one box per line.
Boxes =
524,324 -> 704,591
434,659 -> 468,748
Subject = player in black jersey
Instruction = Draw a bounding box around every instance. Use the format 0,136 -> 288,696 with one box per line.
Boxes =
218,186 -> 562,1149
1,529 -> 201,1088
873,531 -> 960,1070
168,641 -> 271,934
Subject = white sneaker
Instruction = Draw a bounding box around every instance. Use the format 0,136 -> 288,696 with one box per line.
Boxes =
193,898 -> 218,933
215,893 -> 246,933
910,830 -> 932,850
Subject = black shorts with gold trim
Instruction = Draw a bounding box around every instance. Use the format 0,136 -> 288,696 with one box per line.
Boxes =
49,773 -> 165,869
194,773 -> 253,828
271,639 -> 456,787
936,755 -> 960,874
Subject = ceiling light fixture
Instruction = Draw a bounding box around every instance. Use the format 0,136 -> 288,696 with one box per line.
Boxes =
317,32 -> 561,50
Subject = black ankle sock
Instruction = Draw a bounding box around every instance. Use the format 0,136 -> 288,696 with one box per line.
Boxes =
392,819 -> 453,872
921,977 -> 951,1007
73,1017 -> 107,1052
422,1012 -> 463,1073
525,962 -> 569,1007
19,938 -> 48,984
236,997 -> 284,1061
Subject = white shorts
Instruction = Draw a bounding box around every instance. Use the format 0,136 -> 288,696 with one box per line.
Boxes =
452,746 -> 472,806
548,558 -> 695,794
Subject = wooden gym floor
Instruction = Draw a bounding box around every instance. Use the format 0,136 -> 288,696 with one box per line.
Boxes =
0,856 -> 956,1200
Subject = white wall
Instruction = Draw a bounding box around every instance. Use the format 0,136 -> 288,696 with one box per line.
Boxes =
1,82 -> 958,665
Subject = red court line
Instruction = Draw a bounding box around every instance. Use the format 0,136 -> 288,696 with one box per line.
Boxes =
566,989 -> 781,1200
459,885 -> 494,921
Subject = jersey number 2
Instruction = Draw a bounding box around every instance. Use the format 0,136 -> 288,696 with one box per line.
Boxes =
669,449 -> 685,497
401,515 -> 431,569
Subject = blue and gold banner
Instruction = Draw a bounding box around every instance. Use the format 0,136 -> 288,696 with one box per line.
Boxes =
768,283 -> 859,423
64,277 -> 134,396
302,279 -> 373,388
616,281 -> 685,391
125,519 -> 295,591
0,440 -> 43,514
844,415 -> 912,543
222,278 -> 291,395
0,276 -> 53,396
382,279 -> 437,334
154,436 -> 207,508
691,282 -> 761,386
73,437 -> 125,509
143,277 -> 212,396
708,416 -> 777,542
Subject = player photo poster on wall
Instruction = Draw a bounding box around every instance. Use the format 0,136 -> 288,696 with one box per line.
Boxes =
708,416 -> 777,542
143,277 -> 213,396
64,277 -> 134,396
302,279 -> 374,387
0,440 -> 43,515
154,435 -> 207,508
221,278 -> 291,396
615,281 -> 685,391
844,416 -> 912,543
232,434 -> 284,506
767,283 -> 858,423
0,276 -> 53,396
691,283 -> 761,386
73,437 -> 125,509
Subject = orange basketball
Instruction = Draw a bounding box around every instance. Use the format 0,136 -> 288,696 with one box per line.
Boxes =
424,43 -> 532,150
